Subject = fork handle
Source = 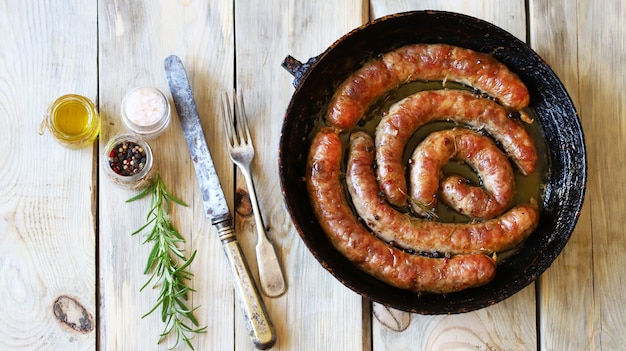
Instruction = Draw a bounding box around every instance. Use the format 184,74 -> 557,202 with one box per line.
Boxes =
244,172 -> 287,297
256,232 -> 287,297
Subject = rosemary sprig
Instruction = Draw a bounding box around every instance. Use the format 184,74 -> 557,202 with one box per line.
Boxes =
127,172 -> 206,350
398,188 -> 439,220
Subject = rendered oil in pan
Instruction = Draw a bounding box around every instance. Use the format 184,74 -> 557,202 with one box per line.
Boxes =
338,80 -> 550,225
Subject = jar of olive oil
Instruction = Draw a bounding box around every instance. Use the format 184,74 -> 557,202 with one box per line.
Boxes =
43,94 -> 100,148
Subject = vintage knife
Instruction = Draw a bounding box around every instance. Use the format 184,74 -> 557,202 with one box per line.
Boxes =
164,55 -> 276,350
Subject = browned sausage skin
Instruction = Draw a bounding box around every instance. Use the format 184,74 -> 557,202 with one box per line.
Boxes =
409,128 -> 515,219
307,127 -> 497,293
327,60 -> 395,130
347,131 -> 539,255
327,43 -> 530,130
382,44 -> 529,110
376,89 -> 537,207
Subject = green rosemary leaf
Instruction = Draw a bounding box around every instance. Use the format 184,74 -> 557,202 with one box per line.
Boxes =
145,205 -> 158,222
126,182 -> 155,203
141,298 -> 161,319
398,188 -> 439,220
169,230 -> 185,242
178,320 -> 202,333
128,172 -> 205,350
173,243 -> 188,256
144,242 -> 161,274
131,218 -> 155,237
164,231 -> 185,243
160,317 -> 176,336
174,250 -> 197,274
173,298 -> 192,314
165,191 -> 188,207
183,336 -> 194,350
139,273 -> 155,292
186,308 -> 202,326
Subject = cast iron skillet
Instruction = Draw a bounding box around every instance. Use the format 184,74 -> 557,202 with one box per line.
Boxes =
278,11 -> 587,314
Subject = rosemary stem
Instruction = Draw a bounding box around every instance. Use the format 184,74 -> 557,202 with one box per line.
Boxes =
128,172 -> 206,350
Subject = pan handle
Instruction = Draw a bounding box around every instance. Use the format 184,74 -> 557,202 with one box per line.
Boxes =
281,55 -> 320,88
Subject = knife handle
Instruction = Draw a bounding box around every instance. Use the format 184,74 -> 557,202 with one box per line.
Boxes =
215,220 -> 277,350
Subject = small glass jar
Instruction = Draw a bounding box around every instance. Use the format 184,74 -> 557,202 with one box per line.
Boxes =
43,94 -> 100,148
102,134 -> 154,190
120,87 -> 171,139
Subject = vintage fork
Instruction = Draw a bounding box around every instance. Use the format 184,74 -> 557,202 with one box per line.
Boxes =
221,90 -> 287,297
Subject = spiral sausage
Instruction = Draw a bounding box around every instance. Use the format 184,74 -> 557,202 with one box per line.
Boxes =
307,128 -> 497,293
409,128 -> 515,219
347,131 -> 539,255
376,89 -> 537,207
327,43 -> 530,130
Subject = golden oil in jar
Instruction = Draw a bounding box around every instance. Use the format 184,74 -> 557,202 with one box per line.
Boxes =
44,94 -> 100,148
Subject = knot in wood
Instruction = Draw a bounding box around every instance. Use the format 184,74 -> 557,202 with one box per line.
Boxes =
235,188 -> 253,217
53,295 -> 94,333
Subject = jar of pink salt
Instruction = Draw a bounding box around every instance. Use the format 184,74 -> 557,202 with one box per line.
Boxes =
121,87 -> 171,138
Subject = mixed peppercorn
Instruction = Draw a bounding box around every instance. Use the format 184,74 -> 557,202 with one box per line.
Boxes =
108,141 -> 147,176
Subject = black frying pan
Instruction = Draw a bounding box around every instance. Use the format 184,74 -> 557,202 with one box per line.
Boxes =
279,10 -> 586,314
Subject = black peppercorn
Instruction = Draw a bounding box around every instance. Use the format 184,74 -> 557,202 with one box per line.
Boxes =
108,141 -> 147,176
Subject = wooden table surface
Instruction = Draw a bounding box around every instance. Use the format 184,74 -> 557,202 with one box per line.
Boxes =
1,0 -> 623,350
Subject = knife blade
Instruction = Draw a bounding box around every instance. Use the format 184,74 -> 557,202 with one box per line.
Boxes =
164,54 -> 276,350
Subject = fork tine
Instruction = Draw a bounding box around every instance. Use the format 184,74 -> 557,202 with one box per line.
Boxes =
234,90 -> 252,145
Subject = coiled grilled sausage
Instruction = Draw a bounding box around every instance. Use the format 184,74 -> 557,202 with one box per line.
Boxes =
409,128 -> 515,219
376,89 -> 537,207
327,43 -> 530,130
306,127 -> 497,293
347,131 -> 539,255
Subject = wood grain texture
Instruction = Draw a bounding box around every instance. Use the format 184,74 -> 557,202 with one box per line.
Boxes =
368,1 -> 537,350
370,0 -> 527,40
531,0 -> 626,350
528,1 -> 597,350
0,1 -> 97,350
98,0 -> 235,350
578,1 -> 626,347
2,1 -> 625,350
233,0 -> 367,349
373,286 -> 536,351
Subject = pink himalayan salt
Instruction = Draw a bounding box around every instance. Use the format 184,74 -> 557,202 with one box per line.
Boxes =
123,88 -> 167,127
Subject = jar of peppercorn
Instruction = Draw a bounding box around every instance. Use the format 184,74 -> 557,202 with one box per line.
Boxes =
102,134 -> 154,189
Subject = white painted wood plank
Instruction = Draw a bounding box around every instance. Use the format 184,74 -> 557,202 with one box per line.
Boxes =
233,0 -> 369,350
98,1 -> 235,349
0,1 -> 97,350
370,0 -> 527,40
531,0 -> 624,349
